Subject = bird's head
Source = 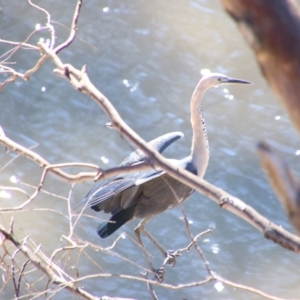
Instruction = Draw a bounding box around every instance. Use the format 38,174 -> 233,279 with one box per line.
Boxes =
200,72 -> 252,90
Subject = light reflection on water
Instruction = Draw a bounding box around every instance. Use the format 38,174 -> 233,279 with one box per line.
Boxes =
1,0 -> 300,299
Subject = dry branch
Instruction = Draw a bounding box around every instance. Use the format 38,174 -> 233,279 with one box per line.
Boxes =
37,40 -> 300,254
0,224 -> 135,300
1,0 -> 300,299
220,0 -> 300,238
0,125 -> 155,191
257,142 -> 300,234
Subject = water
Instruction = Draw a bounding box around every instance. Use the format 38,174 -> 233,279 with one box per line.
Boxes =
1,1 -> 300,299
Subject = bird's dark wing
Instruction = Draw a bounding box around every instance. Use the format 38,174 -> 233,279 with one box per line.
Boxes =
97,206 -> 136,238
96,156 -> 196,238
78,164 -> 164,214
80,157 -> 196,213
119,131 -> 183,166
79,166 -> 164,213
75,132 -> 183,213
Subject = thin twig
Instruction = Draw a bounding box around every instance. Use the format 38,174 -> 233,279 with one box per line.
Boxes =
28,0 -> 56,49
180,207 -> 213,276
0,186 -> 30,199
0,127 -> 154,189
53,0 -> 82,53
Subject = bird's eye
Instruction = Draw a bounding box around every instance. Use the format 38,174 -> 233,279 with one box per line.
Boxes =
218,78 -> 222,82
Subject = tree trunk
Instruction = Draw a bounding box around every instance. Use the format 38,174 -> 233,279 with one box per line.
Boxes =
221,0 -> 300,135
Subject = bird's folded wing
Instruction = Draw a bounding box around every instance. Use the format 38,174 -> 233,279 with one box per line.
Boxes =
75,131 -> 183,212
75,168 -> 164,212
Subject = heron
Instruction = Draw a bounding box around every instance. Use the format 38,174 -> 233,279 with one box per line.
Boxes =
77,73 -> 251,280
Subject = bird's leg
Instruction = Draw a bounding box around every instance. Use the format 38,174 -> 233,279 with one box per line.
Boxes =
136,220 -> 181,267
140,227 -> 180,267
134,219 -> 165,282
140,227 -> 167,256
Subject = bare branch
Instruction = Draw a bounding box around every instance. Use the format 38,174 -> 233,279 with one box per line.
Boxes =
0,0 -> 82,91
38,41 -> 300,253
179,207 -> 213,276
257,142 -> 300,234
1,1 -> 299,299
0,126 -> 155,190
28,0 -> 56,49
0,39 -> 39,51
53,0 -> 83,53
0,224 -> 133,300
0,25 -> 50,91
0,186 -> 30,199
214,274 -> 296,300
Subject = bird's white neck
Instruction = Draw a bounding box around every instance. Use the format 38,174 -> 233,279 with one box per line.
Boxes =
190,88 -> 210,178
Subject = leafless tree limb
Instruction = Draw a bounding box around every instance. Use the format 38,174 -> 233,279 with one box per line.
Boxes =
0,25 -> 49,91
1,0 -> 300,299
0,186 -> 30,199
37,40 -> 300,254
0,0 -> 81,91
53,0 -> 82,53
257,142 -> 300,234
220,0 -> 300,237
0,125 -> 155,190
0,224 -> 135,300
28,0 -> 56,49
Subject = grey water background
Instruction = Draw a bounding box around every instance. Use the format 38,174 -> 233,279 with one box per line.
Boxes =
1,0 -> 300,299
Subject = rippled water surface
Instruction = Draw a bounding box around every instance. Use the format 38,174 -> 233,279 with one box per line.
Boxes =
1,1 -> 300,299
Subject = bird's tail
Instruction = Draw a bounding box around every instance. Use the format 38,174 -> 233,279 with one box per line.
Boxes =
97,207 -> 135,238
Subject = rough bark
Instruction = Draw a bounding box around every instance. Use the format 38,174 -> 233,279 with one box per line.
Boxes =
220,0 -> 300,134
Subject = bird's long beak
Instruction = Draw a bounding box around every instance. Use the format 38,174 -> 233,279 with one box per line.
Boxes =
227,77 -> 252,85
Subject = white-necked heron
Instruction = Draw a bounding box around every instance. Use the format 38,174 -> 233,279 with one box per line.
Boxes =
77,73 -> 251,279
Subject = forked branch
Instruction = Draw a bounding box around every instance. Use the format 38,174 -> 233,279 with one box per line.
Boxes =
37,41 -> 300,253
